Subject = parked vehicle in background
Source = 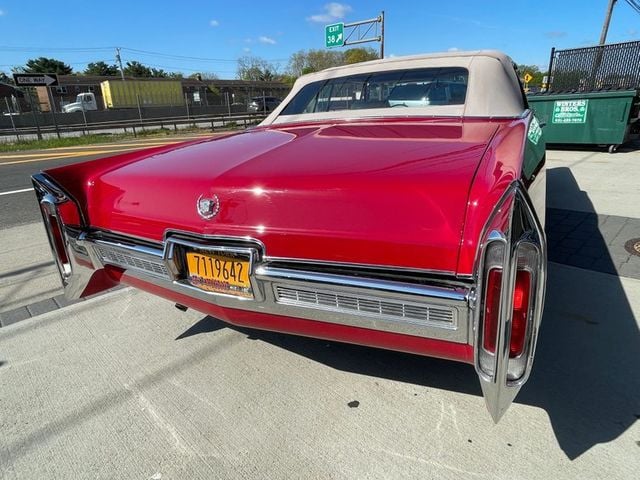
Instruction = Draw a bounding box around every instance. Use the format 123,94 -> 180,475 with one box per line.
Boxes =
247,96 -> 281,113
33,50 -> 546,422
62,92 -> 98,113
62,80 -> 184,112
101,79 -> 183,109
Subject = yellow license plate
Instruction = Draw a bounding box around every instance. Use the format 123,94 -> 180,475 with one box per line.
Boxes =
186,251 -> 252,298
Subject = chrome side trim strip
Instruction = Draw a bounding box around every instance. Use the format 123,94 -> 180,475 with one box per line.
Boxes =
262,255 -> 457,278
256,266 -> 468,302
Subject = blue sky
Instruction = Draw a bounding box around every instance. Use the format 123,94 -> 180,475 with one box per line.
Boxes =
1,0 -> 639,77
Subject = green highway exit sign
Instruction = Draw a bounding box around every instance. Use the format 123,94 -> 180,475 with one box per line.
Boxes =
325,22 -> 344,48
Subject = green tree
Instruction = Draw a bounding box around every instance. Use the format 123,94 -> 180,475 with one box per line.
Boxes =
84,61 -> 119,76
343,47 -> 379,65
286,48 -> 375,78
274,73 -> 297,87
0,71 -> 13,84
188,72 -> 219,80
516,64 -> 545,86
123,61 -> 152,78
21,57 -> 72,75
150,67 -> 169,78
288,49 -> 342,77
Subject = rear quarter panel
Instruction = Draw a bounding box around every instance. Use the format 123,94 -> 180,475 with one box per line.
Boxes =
457,112 -> 545,276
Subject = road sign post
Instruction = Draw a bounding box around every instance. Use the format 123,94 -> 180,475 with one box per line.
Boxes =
24,89 -> 43,141
325,23 -> 344,48
45,86 -> 61,139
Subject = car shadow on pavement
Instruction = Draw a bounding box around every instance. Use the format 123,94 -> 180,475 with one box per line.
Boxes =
179,167 -> 639,459
519,167 -> 640,459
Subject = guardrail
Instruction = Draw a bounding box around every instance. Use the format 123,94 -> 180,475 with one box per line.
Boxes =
0,111 -> 269,141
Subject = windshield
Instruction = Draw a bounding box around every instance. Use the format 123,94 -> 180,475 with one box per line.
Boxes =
280,67 -> 468,115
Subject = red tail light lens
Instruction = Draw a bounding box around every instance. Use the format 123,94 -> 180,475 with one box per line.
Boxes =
510,270 -> 531,357
483,268 -> 502,353
482,267 -> 532,358
46,212 -> 70,267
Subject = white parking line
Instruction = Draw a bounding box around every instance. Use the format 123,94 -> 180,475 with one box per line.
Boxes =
0,187 -> 34,197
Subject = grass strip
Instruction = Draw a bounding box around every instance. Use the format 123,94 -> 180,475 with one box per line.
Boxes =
0,127 -> 212,153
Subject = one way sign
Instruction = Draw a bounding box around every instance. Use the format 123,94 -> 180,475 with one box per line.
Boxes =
12,73 -> 59,87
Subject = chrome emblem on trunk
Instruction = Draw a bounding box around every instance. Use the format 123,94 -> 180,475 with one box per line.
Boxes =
197,194 -> 220,219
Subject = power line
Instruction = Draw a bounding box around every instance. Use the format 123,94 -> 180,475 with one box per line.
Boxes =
120,47 -> 243,63
625,0 -> 640,14
0,45 -> 287,63
119,47 -> 287,63
0,45 -> 115,52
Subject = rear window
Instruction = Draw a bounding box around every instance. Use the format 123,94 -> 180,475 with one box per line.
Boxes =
281,67 -> 468,115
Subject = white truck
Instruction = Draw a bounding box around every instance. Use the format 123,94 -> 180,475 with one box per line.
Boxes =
62,92 -> 98,113
61,80 -> 183,113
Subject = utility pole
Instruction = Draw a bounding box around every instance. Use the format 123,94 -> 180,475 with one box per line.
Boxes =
599,0 -> 617,45
380,11 -> 385,59
115,47 -> 126,81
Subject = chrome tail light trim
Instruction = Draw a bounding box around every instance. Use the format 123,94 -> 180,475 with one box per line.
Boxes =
473,180 -> 547,422
32,173 -> 88,297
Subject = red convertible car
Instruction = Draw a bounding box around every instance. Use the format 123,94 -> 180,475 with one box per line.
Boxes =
33,51 -> 546,422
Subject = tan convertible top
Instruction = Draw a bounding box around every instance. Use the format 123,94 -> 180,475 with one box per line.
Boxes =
262,50 -> 526,124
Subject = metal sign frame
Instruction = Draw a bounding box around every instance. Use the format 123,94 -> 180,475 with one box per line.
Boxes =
325,11 -> 385,58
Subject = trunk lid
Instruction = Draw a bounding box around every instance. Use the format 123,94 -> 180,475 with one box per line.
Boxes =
81,119 -> 498,273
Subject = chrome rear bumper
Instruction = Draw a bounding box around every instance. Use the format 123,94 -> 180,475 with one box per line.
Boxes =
66,228 -> 474,344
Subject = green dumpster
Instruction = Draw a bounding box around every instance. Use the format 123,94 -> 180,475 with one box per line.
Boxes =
527,90 -> 639,152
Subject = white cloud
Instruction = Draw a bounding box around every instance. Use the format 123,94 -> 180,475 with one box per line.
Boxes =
545,31 -> 567,39
307,2 -> 352,23
0,9 -> 5,16
243,47 -> 251,53
448,47 -> 459,52
209,19 -> 219,27
258,36 -> 276,45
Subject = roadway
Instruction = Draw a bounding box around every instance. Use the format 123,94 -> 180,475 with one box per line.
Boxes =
0,133 -> 216,229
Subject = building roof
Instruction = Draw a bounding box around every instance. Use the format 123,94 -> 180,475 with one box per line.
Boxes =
51,75 -> 289,89
0,82 -> 23,98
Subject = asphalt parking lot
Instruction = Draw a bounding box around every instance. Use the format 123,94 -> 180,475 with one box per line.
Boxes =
0,144 -> 639,479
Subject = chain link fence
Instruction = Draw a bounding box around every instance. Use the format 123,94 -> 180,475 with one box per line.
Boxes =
549,40 -> 640,92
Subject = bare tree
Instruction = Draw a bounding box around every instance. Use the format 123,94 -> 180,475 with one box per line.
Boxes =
237,56 -> 276,81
